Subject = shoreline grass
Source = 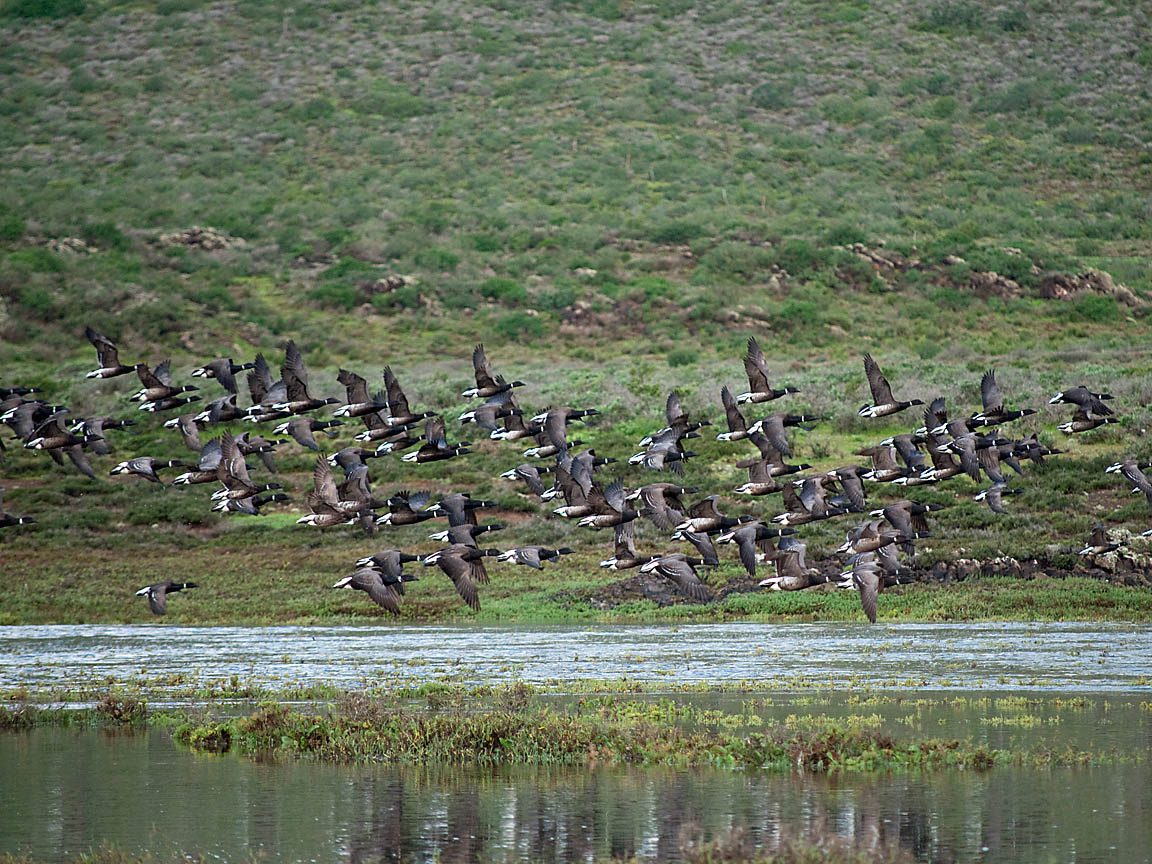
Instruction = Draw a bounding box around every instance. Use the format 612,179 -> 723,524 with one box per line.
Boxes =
4,684 -> 1133,772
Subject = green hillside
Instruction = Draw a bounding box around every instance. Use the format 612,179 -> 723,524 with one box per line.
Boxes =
1,0 -> 1150,624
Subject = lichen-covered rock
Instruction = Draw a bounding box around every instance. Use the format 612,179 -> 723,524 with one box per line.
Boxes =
158,226 -> 241,251
46,237 -> 96,255
1037,268 -> 1145,307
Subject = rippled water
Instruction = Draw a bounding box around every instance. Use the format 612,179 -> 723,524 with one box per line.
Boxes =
2,704 -> 1150,864
3,623 -> 1151,862
2,622 -> 1150,692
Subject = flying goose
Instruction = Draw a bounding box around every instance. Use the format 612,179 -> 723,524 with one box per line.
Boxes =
746,413 -> 820,459
639,554 -> 713,603
273,340 -> 340,415
834,519 -> 901,557
733,458 -> 784,496
496,546 -> 574,569
212,491 -> 290,515
24,412 -> 101,451
354,548 -> 423,571
354,409 -> 419,444
0,486 -> 34,528
337,464 -> 389,517
0,386 -> 38,400
840,554 -> 885,624
242,353 -> 290,423
274,416 -> 344,451
427,492 -> 495,527
191,357 -> 255,394
463,343 -> 525,399
1048,386 -> 1113,416
400,416 -> 470,463
68,416 -> 136,457
858,354 -> 924,418
327,446 -> 382,474
213,432 -> 282,503
639,392 -> 711,447
164,414 -> 204,453
130,360 -> 199,405
84,326 -> 135,379
550,459 -> 598,519
546,449 -> 615,501
373,429 -> 423,456
136,580 -> 197,616
869,500 -> 942,553
824,465 -> 868,512
717,384 -> 754,442
715,521 -> 794,577
628,438 -> 697,474
334,369 -> 390,419
627,482 -> 698,531
2,399 -> 67,443
1079,524 -> 1123,556
736,336 -> 798,404
1012,433 -> 1062,466
599,521 -> 656,570
332,567 -> 408,615
490,408 -> 544,442
422,545 -> 502,611
878,433 -> 927,474
295,457 -> 371,527
1106,459 -> 1152,506
236,432 -> 281,474
757,536 -> 819,591
577,478 -> 638,529
110,456 -> 186,484
138,393 -> 201,414
500,463 -> 555,497
746,426 -> 812,473
974,482 -> 1021,514
771,476 -> 848,527
970,369 -> 1036,427
382,366 -> 437,427
1058,410 -> 1118,434
669,528 -> 720,565
675,495 -> 754,534
193,393 -> 245,425
426,522 -> 504,545
458,390 -> 521,432
375,490 -> 436,527
916,396 -> 949,436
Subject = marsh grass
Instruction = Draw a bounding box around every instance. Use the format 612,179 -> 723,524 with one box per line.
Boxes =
14,683 -> 1088,773
167,695 -> 1009,772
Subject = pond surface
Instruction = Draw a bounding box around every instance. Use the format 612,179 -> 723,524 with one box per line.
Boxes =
2,695 -> 1150,864
3,621 -> 1150,693
3,623 -> 1150,862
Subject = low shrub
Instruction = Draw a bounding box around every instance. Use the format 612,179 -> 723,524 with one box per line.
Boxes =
2,0 -> 85,18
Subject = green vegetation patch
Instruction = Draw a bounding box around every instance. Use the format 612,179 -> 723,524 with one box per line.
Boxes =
170,696 -> 1004,771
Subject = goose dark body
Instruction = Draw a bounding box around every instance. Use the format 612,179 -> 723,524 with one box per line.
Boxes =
859,354 -> 924,418
85,326 -> 135,379
136,580 -> 197,616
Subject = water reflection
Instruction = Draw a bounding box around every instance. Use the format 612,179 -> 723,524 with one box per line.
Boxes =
2,622 -> 1150,692
2,718 -> 1149,863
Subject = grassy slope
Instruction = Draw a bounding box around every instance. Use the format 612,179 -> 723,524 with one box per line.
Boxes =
0,0 -> 1150,625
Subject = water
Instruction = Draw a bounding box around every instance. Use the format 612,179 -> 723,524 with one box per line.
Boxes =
2,621 -> 1150,693
3,623 -> 1151,862
1,705 -> 1149,863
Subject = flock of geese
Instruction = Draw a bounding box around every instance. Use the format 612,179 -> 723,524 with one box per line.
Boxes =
1,328 -> 1149,624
